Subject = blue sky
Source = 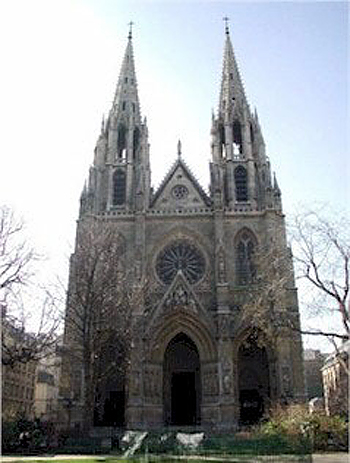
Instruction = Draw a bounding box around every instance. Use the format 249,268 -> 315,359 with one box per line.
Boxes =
0,1 -> 348,350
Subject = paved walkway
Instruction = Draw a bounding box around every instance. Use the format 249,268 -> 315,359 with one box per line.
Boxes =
312,454 -> 349,463
1,454 -> 349,462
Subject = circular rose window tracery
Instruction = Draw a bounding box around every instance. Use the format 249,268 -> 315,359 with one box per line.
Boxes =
156,241 -> 205,285
172,185 -> 189,200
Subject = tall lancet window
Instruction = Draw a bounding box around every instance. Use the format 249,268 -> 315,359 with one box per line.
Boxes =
250,122 -> 255,144
112,169 -> 126,206
234,166 -> 248,201
232,120 -> 243,155
235,230 -> 256,285
133,127 -> 140,160
220,124 -> 226,158
117,125 -> 127,159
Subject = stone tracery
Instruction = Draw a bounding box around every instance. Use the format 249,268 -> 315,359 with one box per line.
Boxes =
156,240 -> 205,285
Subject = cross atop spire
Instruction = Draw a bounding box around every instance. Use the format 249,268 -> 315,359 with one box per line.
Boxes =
177,139 -> 182,158
128,21 -> 134,40
223,16 -> 230,35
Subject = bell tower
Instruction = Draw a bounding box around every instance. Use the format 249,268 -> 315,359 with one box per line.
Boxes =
210,21 -> 281,212
80,24 -> 151,216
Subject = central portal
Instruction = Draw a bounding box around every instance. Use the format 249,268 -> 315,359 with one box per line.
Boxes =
163,333 -> 201,426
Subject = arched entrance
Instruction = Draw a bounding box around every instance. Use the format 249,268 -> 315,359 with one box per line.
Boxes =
163,333 -> 201,426
238,332 -> 270,425
93,335 -> 126,427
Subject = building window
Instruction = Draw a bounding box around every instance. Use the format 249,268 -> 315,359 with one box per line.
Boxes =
250,122 -> 254,143
235,166 -> 248,201
232,120 -> 243,154
235,230 -> 256,285
112,169 -> 126,205
117,125 -> 127,159
122,101 -> 126,111
133,127 -> 140,159
172,184 -> 189,200
156,241 -> 205,285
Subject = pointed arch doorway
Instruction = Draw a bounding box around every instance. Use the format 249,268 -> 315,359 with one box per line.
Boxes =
163,333 -> 201,426
238,331 -> 270,425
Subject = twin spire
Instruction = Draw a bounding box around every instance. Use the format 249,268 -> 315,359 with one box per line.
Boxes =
111,19 -> 248,143
81,20 -> 280,216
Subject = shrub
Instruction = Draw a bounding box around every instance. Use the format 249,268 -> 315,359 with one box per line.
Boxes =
256,404 -> 348,452
2,416 -> 53,454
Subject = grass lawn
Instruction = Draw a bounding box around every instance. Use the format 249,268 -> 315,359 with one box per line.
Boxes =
5,459 -> 105,463
3,456 -> 311,463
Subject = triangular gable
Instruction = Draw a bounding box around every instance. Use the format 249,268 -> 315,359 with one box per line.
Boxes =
145,270 -> 214,335
150,158 -> 211,210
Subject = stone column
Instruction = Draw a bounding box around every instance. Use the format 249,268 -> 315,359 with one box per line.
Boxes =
143,363 -> 163,428
125,212 -> 147,427
126,315 -> 145,428
213,210 -> 237,430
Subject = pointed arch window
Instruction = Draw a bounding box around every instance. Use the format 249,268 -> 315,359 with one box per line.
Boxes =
235,166 -> 248,201
250,122 -> 255,144
219,124 -> 226,158
117,125 -> 127,159
235,230 -> 256,285
233,120 -> 243,154
112,169 -> 126,206
133,127 -> 140,160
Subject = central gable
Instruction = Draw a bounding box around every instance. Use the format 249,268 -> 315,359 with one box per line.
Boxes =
150,159 -> 211,210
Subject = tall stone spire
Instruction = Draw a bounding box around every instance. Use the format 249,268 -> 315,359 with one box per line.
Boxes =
80,24 -> 151,215
110,24 -> 141,125
210,20 -> 274,211
219,20 -> 249,120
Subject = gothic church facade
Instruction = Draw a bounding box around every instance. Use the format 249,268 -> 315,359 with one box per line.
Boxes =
62,25 -> 305,430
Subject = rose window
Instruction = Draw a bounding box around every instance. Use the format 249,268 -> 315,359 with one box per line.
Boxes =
172,185 -> 189,200
156,241 -> 205,285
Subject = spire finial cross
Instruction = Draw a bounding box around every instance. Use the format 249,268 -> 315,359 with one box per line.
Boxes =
177,139 -> 182,158
128,21 -> 134,40
223,16 -> 230,35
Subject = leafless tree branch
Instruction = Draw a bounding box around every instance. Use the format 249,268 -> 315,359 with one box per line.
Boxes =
1,205 -> 63,367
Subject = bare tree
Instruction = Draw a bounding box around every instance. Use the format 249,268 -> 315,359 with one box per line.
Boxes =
290,209 -> 349,345
2,293 -> 62,367
61,218 -> 145,430
1,205 -> 62,367
239,208 -> 349,374
0,206 -> 36,295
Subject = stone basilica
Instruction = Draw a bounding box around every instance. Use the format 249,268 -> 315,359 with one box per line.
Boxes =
61,24 -> 305,430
